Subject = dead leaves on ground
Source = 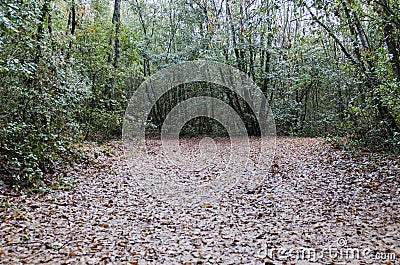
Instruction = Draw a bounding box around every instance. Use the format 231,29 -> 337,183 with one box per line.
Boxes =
0,138 -> 399,264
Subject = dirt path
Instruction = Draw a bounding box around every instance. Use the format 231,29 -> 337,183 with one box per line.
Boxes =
1,138 -> 399,264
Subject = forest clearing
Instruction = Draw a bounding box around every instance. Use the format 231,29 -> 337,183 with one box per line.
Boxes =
1,0 -> 400,263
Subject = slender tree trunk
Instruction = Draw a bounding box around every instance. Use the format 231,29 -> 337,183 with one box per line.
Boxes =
66,0 -> 76,60
379,0 -> 400,81
112,0 -> 121,69
107,0 -> 121,103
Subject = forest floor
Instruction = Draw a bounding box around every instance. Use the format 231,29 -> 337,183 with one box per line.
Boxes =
0,137 -> 399,264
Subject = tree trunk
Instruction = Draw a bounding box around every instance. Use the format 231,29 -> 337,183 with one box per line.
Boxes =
379,0 -> 400,82
112,0 -> 121,69
66,0 -> 76,60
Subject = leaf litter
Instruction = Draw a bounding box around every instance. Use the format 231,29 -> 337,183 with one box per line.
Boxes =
0,137 -> 399,264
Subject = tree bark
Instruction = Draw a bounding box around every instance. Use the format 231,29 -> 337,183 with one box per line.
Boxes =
112,0 -> 121,69
379,0 -> 400,82
66,0 -> 76,60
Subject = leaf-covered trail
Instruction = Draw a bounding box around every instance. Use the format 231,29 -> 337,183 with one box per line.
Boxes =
1,138 -> 399,264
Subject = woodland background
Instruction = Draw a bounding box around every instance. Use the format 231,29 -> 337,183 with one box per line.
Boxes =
1,0 -> 399,187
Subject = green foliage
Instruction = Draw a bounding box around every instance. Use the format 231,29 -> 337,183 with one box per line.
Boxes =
0,0 -> 140,187
0,0 -> 72,187
1,0 -> 400,188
